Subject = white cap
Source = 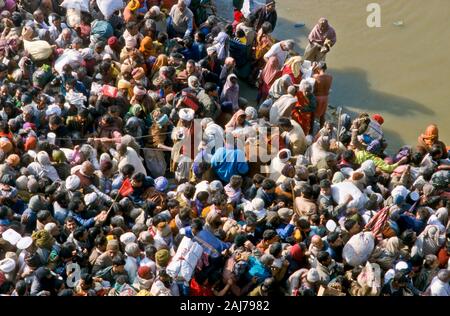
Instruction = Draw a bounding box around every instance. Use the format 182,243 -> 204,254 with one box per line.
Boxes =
120,232 -> 137,245
0,258 -> 16,273
1,228 -> 22,246
16,236 -> 33,250
84,192 -> 98,206
44,222 -> 57,232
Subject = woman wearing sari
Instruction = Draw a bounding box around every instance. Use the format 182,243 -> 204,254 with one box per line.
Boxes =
139,36 -> 156,60
417,124 -> 448,159
282,56 -> 303,85
254,22 -> 275,66
257,56 -> 281,103
269,74 -> 292,100
225,109 -> 250,135
151,54 -> 169,80
292,81 -> 317,136
220,74 -> 240,112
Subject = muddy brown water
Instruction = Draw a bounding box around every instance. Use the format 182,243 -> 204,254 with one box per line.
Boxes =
217,0 -> 450,152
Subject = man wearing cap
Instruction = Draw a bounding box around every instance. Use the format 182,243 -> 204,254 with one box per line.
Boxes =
249,0 -> 277,32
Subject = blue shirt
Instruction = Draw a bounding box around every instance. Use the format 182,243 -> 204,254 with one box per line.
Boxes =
194,229 -> 230,258
211,147 -> 249,183
276,223 -> 295,240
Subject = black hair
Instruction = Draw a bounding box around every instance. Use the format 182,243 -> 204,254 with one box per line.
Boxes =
252,174 -> 266,185
14,280 -> 27,296
344,219 -> 357,231
37,210 -> 51,222
262,179 -> 276,191
269,242 -> 282,257
132,172 -> 146,183
94,235 -> 107,247
342,150 -> 355,162
317,251 -> 330,264
196,191 -> 209,201
300,184 -> 313,199
263,229 -> 277,241
327,231 -> 340,243
191,218 -> 203,232
73,227 -> 86,241
121,164 -> 135,177
112,256 -> 126,266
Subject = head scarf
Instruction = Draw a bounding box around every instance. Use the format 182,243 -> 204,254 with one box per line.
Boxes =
139,36 -> 155,59
332,171 -> 345,184
37,151 -> 51,165
225,109 -> 246,130
420,124 -> 439,147
284,56 -> 303,78
221,74 -> 240,110
269,74 -> 292,99
213,31 -> 229,61
245,107 -> 258,121
187,76 -> 200,90
152,54 -> 168,74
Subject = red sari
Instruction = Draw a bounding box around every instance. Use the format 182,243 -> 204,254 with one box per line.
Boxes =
282,65 -> 302,85
292,92 -> 314,135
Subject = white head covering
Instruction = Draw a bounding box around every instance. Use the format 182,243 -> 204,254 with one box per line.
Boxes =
16,236 -> 33,250
84,192 -> 98,206
65,175 -> 81,191
120,232 -> 137,245
44,222 -> 57,233
0,258 -> 16,273
179,108 -> 195,121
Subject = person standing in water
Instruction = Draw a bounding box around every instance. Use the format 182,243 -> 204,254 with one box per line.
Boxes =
313,62 -> 333,128
304,18 -> 337,62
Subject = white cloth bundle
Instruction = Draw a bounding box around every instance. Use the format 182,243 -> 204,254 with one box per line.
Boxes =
166,237 -> 204,282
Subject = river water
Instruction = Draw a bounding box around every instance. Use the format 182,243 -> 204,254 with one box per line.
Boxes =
217,0 -> 450,151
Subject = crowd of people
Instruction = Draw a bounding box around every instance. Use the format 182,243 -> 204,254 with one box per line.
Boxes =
0,0 -> 449,296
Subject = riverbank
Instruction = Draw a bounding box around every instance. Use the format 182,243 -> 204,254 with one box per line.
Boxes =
214,0 -> 449,153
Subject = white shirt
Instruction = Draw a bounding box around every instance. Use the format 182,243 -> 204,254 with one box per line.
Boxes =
264,43 -> 289,70
430,277 -> 450,296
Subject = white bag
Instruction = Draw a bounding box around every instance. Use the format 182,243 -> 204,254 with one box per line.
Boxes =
166,237 -> 203,282
96,0 -> 125,19
331,181 -> 368,211
343,232 -> 375,267
60,0 -> 90,12
1,229 -> 22,246
54,49 -> 83,75
23,40 -> 53,61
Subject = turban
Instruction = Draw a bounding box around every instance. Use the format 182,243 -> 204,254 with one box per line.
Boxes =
178,108 -> 195,121
5,154 -> 20,166
133,85 -> 147,96
31,230 -> 54,250
108,36 -> 118,46
155,249 -> 170,267
372,114 -> 384,125
65,175 -> 81,191
118,79 -> 131,90
120,232 -> 137,245
132,67 -> 145,80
